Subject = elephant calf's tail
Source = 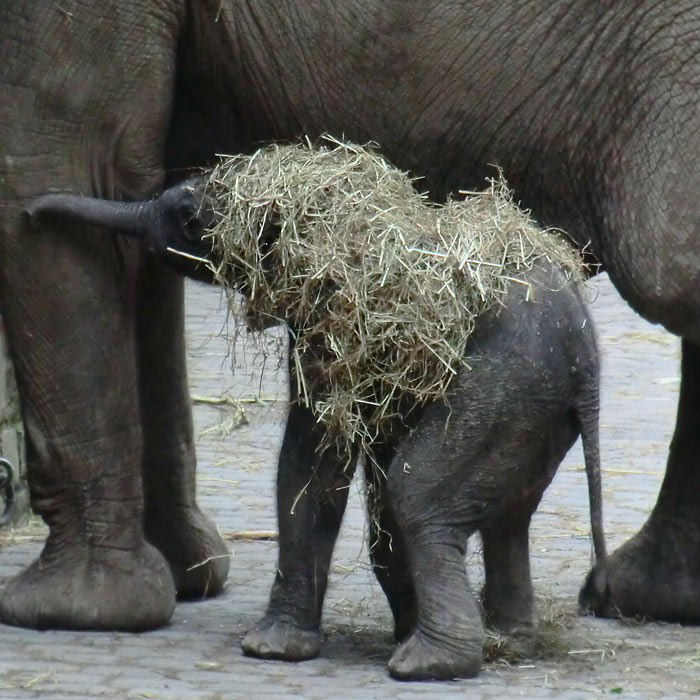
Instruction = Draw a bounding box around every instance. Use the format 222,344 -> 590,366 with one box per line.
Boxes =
575,382 -> 610,613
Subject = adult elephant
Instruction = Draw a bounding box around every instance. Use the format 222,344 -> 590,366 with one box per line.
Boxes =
0,0 -> 698,639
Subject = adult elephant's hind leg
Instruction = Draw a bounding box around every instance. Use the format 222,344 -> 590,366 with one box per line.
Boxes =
241,400 -> 355,661
137,259 -> 229,599
0,219 -> 175,631
583,339 -> 700,621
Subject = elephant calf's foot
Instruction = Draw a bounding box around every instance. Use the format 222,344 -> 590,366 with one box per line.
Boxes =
388,629 -> 483,681
241,617 -> 323,661
145,504 -> 230,599
580,521 -> 700,622
484,623 -> 535,661
0,543 -> 175,631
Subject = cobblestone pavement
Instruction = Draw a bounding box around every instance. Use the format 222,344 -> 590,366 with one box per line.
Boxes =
1,274 -> 698,699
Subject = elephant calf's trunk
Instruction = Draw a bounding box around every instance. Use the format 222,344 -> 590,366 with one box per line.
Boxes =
25,194 -> 154,246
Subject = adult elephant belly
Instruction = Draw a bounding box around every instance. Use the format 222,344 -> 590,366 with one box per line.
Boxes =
0,1 -> 228,631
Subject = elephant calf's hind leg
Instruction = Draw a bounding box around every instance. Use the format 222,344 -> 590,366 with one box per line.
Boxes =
387,536 -> 483,681
480,522 -> 536,659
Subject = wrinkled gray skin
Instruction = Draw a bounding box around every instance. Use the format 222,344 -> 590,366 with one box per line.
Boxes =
26,183 -> 608,680
1,0 -> 699,667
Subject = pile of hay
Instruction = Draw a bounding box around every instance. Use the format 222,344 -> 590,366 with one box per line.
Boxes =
201,137 -> 583,459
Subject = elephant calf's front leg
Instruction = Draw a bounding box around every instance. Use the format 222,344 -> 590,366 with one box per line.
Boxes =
241,402 -> 356,661
363,452 -> 417,642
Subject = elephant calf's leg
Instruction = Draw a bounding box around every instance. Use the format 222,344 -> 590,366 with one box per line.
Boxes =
386,414 -> 485,680
363,455 -> 416,641
387,535 -> 483,681
137,261 -> 229,599
480,521 -> 536,658
241,401 -> 355,661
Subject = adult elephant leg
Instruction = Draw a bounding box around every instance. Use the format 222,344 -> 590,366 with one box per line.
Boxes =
363,449 -> 416,641
0,0 -> 185,629
0,213 -> 175,630
137,257 -> 229,598
241,399 -> 356,660
586,339 -> 700,620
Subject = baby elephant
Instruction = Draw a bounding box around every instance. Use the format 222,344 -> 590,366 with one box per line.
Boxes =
27,157 -> 608,681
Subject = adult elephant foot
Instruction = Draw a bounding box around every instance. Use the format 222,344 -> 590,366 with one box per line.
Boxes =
0,542 -> 175,631
388,630 -> 482,681
582,339 -> 700,622
241,617 -> 323,660
145,504 -> 230,600
580,517 -> 700,621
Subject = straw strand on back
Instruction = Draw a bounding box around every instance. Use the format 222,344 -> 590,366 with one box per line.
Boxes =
201,137 -> 584,460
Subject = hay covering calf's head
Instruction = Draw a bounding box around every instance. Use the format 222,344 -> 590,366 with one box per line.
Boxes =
201,137 -> 583,458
